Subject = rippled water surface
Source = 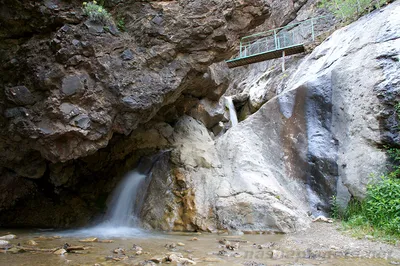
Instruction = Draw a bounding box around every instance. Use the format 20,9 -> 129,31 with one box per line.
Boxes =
0,228 -> 395,266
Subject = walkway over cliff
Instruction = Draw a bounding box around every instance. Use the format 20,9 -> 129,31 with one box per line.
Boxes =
226,17 -> 322,68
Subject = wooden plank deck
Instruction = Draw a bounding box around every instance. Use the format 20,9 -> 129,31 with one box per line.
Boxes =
226,44 -> 305,69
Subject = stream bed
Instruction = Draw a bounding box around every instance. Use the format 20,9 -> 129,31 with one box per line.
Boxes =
0,226 -> 397,266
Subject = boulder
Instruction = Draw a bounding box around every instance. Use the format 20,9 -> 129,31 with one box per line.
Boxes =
0,240 -> 10,249
189,99 -> 224,129
0,234 -> 16,240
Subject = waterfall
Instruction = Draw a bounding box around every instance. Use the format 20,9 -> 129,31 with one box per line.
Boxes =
225,96 -> 238,126
61,161 -> 155,238
57,152 -> 170,238
106,171 -> 147,227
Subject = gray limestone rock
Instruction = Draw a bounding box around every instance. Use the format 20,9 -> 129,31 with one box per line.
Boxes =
189,99 -> 224,129
70,114 -> 91,130
61,75 -> 84,96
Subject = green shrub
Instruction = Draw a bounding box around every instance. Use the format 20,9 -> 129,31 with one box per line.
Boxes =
117,16 -> 126,32
83,1 -> 112,24
364,176 -> 400,235
319,0 -> 389,21
387,147 -> 400,178
342,176 -> 400,242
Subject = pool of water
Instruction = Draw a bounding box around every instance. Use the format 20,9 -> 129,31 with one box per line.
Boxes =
0,228 -> 395,266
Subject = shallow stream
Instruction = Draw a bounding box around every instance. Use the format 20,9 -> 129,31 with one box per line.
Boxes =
0,228 -> 394,266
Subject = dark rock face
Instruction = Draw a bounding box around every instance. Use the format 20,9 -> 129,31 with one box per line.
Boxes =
0,0 -> 271,164
0,0 -> 311,228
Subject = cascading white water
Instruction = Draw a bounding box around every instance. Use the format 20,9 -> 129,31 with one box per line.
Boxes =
225,96 -> 238,126
107,171 -> 146,227
60,170 -> 151,238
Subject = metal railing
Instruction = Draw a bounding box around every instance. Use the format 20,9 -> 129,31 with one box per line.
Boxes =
234,16 -> 323,59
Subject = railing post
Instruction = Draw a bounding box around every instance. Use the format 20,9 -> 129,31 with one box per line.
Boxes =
274,29 -> 278,50
282,50 -> 285,72
239,40 -> 243,57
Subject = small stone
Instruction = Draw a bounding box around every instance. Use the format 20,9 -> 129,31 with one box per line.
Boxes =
271,250 -> 283,259
168,253 -> 182,262
179,258 -> 197,264
54,248 -> 67,255
219,239 -> 229,245
121,49 -> 134,61
165,243 -> 177,249
70,114 -> 91,129
260,242 -> 276,249
4,107 -> 29,118
177,242 -> 185,246
5,86 -> 35,106
84,21 -> 104,35
0,234 -> 17,240
233,252 -> 241,258
226,242 -> 239,250
312,215 -> 333,223
59,103 -> 81,119
98,240 -> 114,243
61,75 -> 84,96
72,39 -> 80,46
66,246 -> 84,252
365,235 -> 374,240
218,250 -> 228,256
8,247 -> 25,254
152,15 -> 163,25
26,240 -> 38,246
132,244 -> 143,251
190,237 -> 198,241
149,257 -> 164,263
79,237 -> 98,243
0,240 -> 10,249
113,248 -> 125,255
60,25 -> 70,32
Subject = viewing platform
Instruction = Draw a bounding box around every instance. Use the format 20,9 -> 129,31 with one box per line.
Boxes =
226,17 -> 322,69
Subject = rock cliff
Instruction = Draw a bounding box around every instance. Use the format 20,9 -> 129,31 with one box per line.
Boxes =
0,0 -> 398,233
140,1 -> 400,233
0,0 -> 310,227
